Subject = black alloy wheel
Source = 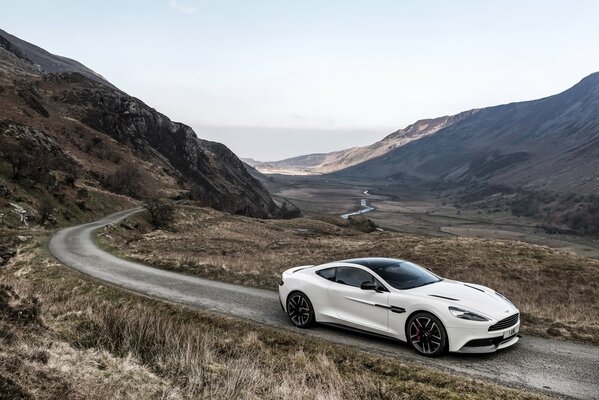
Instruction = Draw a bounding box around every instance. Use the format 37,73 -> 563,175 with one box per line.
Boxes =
286,292 -> 315,328
407,312 -> 447,357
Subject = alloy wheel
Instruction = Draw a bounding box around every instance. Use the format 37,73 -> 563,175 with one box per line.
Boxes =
287,293 -> 312,327
409,315 -> 444,355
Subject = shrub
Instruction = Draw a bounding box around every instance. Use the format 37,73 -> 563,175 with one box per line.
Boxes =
144,198 -> 175,228
348,217 -> 377,233
38,202 -> 57,225
63,174 -> 76,187
104,163 -> 144,198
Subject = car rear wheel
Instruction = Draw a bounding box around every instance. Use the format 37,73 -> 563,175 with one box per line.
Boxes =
407,312 -> 447,357
286,292 -> 315,328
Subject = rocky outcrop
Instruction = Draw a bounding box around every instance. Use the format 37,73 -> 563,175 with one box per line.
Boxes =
0,29 -> 283,218
45,72 -> 280,217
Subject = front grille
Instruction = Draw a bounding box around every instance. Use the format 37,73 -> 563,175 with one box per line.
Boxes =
464,336 -> 503,347
464,333 -> 518,348
488,313 -> 519,332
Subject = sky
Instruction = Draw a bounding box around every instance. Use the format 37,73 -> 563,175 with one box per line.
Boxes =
1,1 -> 599,160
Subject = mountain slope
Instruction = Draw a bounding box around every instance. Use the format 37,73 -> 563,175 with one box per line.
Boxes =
0,28 -> 115,89
0,29 -> 283,223
338,73 -> 599,194
253,111 -> 476,174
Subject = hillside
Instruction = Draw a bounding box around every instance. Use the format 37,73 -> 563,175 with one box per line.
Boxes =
258,73 -> 599,197
0,29 -> 285,227
253,112 -> 476,174
338,73 -> 599,194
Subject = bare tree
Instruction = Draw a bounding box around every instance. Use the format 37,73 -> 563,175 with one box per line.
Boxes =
2,140 -> 54,184
105,163 -> 144,198
144,198 -> 174,228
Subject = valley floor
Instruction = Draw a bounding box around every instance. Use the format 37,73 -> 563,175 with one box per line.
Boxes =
262,174 -> 599,259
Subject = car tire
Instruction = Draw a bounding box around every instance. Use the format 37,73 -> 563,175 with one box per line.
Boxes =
407,312 -> 447,357
286,291 -> 315,328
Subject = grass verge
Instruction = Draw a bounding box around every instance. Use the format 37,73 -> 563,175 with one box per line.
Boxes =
0,230 -> 551,399
97,205 -> 599,344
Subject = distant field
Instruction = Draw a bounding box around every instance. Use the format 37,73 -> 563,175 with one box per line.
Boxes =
261,174 -> 599,259
98,205 -> 599,345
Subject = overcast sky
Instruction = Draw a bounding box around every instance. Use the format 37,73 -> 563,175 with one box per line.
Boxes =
2,1 -> 599,160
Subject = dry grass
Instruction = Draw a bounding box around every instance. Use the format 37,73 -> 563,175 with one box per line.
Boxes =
0,283 -> 172,400
0,231 -> 550,399
99,205 -> 599,344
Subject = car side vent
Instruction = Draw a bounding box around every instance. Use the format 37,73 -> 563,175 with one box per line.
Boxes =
463,284 -> 485,293
428,295 -> 460,301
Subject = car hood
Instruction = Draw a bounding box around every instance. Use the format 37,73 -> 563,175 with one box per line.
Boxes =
408,279 -> 518,320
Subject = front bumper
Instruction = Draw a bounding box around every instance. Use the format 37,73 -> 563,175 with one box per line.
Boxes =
447,321 -> 521,353
457,333 -> 520,354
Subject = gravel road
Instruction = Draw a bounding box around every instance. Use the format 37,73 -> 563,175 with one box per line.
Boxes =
49,208 -> 599,399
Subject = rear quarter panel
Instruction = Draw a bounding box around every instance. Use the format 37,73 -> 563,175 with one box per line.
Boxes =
279,267 -> 332,320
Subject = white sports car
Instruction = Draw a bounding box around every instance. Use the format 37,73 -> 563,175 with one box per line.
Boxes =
278,258 -> 520,356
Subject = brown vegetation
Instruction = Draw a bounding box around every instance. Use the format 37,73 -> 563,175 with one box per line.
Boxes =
458,184 -> 599,237
103,163 -> 145,199
0,235 -> 549,400
99,205 -> 599,344
143,198 -> 175,228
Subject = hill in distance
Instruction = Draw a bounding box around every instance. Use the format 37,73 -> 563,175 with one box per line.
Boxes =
338,72 -> 599,195
257,73 -> 599,195
252,112 -> 476,175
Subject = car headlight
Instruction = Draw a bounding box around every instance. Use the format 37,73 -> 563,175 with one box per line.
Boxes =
448,306 -> 490,321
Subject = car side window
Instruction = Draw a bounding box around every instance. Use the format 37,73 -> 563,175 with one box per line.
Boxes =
335,267 -> 375,288
316,267 -> 336,281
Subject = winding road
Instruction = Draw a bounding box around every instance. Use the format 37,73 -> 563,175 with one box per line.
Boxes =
49,208 -> 599,400
341,190 -> 375,219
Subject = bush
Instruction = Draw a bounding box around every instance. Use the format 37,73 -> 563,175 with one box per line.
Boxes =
278,202 -> 302,219
63,174 -> 76,187
38,202 -> 57,225
348,217 -> 378,233
76,188 -> 89,200
144,198 -> 174,228
104,163 -> 144,198
0,284 -> 41,324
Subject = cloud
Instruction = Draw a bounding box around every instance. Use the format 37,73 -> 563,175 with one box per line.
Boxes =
168,0 -> 197,14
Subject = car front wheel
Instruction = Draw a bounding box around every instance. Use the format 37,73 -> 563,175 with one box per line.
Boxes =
407,312 -> 447,357
286,292 -> 315,328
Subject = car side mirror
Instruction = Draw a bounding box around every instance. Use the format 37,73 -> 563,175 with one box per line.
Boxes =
360,281 -> 376,290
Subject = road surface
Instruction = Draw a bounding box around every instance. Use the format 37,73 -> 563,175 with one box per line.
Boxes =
49,208 -> 599,400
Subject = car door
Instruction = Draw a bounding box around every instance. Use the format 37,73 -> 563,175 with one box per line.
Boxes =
327,267 -> 389,334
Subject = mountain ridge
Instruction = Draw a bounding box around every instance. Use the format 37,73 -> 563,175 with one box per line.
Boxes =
255,71 -> 599,196
336,71 -> 599,194
0,28 -> 115,89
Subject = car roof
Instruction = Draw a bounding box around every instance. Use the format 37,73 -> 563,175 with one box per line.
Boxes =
336,257 -> 407,269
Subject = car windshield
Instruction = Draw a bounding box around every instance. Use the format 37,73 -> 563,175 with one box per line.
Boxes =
371,261 -> 441,290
